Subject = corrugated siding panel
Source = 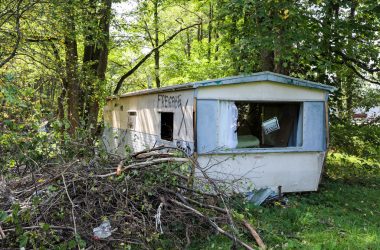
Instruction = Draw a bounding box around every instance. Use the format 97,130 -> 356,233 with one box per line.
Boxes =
197,99 -> 218,153
303,102 -> 326,151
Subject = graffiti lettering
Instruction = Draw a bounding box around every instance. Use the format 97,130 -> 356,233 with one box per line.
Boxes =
175,140 -> 193,156
157,94 -> 182,109
178,99 -> 189,136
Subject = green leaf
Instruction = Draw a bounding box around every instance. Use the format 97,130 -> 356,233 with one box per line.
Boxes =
40,222 -> 50,231
0,210 -> 8,222
19,233 -> 29,248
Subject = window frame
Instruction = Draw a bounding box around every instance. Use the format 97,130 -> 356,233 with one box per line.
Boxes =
216,100 -> 304,153
127,110 -> 137,130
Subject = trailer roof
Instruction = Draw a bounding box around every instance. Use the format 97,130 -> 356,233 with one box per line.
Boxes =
108,71 -> 336,100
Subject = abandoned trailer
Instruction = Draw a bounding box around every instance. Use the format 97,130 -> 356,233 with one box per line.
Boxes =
103,72 -> 336,193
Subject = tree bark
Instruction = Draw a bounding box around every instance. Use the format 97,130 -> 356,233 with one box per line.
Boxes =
197,18 -> 203,41
62,1 -> 80,135
0,0 -> 22,68
80,0 -> 112,135
214,21 -> 219,61
154,0 -> 160,88
260,50 -> 274,72
186,30 -> 191,58
207,2 -> 213,61
64,33 -> 80,135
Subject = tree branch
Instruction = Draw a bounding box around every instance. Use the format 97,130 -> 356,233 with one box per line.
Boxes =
0,0 -> 22,68
345,62 -> 380,85
113,23 -> 199,95
333,49 -> 380,73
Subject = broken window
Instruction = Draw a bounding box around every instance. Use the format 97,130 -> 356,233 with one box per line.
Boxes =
127,111 -> 137,130
161,112 -> 174,141
219,101 -> 302,149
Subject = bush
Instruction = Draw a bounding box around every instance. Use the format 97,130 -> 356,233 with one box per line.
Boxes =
330,123 -> 380,160
327,123 -> 380,180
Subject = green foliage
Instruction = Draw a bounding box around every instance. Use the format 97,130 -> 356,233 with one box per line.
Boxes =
326,123 -> 380,180
327,153 -> 380,180
0,203 -> 86,249
330,124 -> 380,159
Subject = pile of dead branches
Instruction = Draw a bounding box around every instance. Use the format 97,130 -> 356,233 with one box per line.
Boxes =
0,146 -> 265,249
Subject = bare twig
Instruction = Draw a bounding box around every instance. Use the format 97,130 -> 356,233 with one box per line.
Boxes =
14,160 -> 79,196
169,199 -> 254,250
93,157 -> 189,178
0,224 -> 6,239
2,225 -> 75,232
62,174 -> 79,249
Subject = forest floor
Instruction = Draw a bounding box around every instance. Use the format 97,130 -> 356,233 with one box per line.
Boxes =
191,175 -> 380,249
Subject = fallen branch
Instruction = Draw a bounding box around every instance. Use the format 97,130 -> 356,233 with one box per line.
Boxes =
243,220 -> 266,250
93,157 -> 189,178
169,199 -> 254,250
61,174 -> 78,246
2,225 -> 75,232
1,145 -> 261,249
0,224 -> 6,239
14,160 -> 79,196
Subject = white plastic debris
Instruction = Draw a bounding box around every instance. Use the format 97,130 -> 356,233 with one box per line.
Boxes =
93,220 -> 112,239
262,117 -> 280,134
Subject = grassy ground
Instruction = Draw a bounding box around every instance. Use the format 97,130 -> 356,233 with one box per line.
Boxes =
190,176 -> 380,250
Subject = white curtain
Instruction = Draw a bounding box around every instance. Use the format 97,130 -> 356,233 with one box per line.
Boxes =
218,101 -> 238,149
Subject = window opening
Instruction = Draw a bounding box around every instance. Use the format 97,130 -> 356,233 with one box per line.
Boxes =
127,111 -> 137,130
224,102 -> 301,148
161,112 -> 174,141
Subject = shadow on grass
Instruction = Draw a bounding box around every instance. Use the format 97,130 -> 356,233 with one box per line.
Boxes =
189,177 -> 380,250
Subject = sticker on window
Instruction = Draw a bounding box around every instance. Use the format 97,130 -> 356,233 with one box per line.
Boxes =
262,117 -> 280,134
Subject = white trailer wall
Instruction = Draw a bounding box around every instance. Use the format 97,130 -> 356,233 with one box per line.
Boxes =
195,81 -> 329,192
103,89 -> 195,156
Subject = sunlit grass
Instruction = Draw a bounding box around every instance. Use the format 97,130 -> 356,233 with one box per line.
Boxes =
191,172 -> 380,249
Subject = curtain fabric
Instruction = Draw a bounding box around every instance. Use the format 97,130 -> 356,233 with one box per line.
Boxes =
218,101 -> 238,149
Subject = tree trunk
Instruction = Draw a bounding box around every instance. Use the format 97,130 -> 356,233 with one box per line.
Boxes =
79,0 -> 111,136
57,81 -> 66,122
257,5 -> 274,72
64,34 -> 80,135
273,26 -> 289,75
197,18 -> 203,41
63,1 -> 81,135
214,21 -> 219,61
154,0 -> 160,88
260,50 -> 274,72
186,30 -> 191,58
207,2 -> 213,61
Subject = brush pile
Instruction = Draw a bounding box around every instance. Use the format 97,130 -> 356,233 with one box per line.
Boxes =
0,146 -> 265,249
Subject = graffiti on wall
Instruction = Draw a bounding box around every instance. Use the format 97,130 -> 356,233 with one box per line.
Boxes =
178,99 -> 189,136
157,94 -> 190,137
157,94 -> 182,109
175,140 -> 193,156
